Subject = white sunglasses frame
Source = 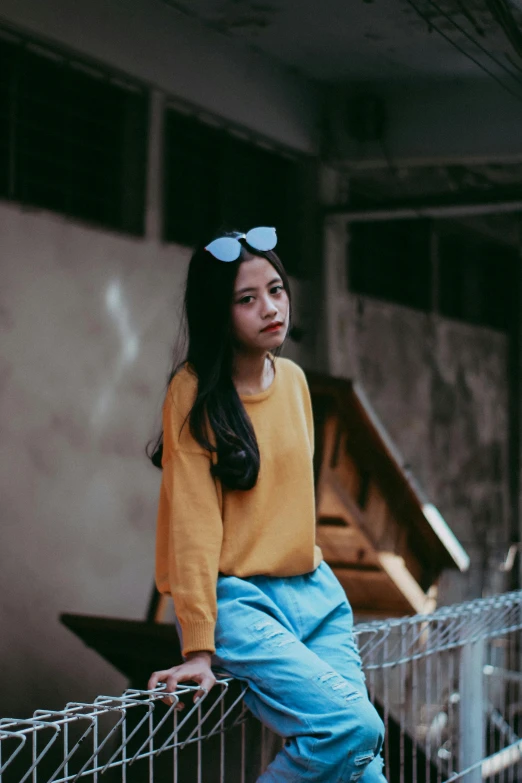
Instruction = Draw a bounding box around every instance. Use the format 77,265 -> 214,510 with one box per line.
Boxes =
204,226 -> 277,262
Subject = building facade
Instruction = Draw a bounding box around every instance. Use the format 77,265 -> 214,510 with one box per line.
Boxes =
0,0 -> 513,718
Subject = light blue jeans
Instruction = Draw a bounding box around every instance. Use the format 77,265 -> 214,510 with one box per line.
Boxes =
177,561 -> 386,782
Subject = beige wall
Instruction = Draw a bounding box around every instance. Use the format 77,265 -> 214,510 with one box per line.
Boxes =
0,203 -> 181,715
0,0 -> 321,718
0,200 -> 314,718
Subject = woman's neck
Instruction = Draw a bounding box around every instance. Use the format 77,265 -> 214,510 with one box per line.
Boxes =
233,351 -> 273,396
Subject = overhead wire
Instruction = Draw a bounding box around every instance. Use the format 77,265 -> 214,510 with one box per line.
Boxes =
425,0 -> 522,90
486,0 -> 522,60
405,0 -> 522,104
454,0 -> 486,37
506,51 -> 522,73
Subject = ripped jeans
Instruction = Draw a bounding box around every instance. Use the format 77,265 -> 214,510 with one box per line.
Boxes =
177,560 -> 386,782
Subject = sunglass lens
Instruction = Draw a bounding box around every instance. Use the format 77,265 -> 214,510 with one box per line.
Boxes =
245,226 -> 277,251
205,237 -> 241,262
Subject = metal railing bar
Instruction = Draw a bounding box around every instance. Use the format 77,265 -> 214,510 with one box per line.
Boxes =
160,680 -> 230,753
97,697 -> 154,773
0,728 -> 27,773
6,720 -> 62,783
204,684 -> 250,740
443,737 -> 522,781
3,591 -> 522,782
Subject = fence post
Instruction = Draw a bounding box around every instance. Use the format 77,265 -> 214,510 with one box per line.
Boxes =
459,638 -> 485,783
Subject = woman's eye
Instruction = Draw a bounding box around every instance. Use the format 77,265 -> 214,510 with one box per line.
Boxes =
238,295 -> 254,305
271,285 -> 284,295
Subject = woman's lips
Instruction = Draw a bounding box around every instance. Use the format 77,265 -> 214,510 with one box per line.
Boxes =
262,322 -> 283,333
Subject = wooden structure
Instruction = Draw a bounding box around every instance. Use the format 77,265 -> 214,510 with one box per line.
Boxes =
308,372 -> 469,618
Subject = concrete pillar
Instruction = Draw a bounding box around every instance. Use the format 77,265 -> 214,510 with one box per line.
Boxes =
320,166 -> 355,379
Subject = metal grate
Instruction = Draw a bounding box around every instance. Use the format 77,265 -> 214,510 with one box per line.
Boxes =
0,26 -> 148,236
2,590 -> 522,782
358,590 -> 522,783
162,107 -> 303,275
348,218 -> 515,332
349,219 -> 433,312
0,678 -> 258,783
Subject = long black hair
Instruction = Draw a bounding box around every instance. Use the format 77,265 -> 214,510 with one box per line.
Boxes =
147,231 -> 292,491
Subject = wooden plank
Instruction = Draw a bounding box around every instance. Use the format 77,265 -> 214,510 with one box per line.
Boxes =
317,480 -> 357,526
309,374 -> 467,573
364,480 -> 395,549
332,568 -> 415,614
377,553 -> 435,615
316,524 -> 379,567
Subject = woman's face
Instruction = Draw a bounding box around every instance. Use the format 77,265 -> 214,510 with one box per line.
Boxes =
231,256 -> 290,353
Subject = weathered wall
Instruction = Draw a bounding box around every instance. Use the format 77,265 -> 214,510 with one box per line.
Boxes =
0,0 -> 321,719
322,172 -> 511,606
0,202 -> 181,717
0,2 -> 513,724
326,81 -> 522,168
349,297 -> 510,604
0,199 -> 313,719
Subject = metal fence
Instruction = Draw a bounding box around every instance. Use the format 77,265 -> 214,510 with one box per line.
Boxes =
2,590 -> 522,782
358,590 -> 522,783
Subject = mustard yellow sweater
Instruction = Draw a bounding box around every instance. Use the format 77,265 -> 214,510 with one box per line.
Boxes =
155,357 -> 323,656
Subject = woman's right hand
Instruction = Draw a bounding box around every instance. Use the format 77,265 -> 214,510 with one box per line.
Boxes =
147,651 -> 217,707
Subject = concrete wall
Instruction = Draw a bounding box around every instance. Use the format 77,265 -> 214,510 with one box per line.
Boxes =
325,81 -> 522,168
0,203 -> 179,717
0,198 -> 313,719
0,1 -> 320,719
2,197 -> 509,720
350,297 -> 510,604
0,0 -> 514,721
323,202 -> 511,605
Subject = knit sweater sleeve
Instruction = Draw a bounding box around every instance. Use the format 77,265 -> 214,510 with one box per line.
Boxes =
155,369 -> 223,656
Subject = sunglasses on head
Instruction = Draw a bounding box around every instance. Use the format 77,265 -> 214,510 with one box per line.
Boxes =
204,226 -> 277,262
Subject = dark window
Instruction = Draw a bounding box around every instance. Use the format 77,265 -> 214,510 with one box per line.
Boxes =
221,135 -> 300,272
163,111 -> 221,247
348,219 -> 432,311
163,109 -> 302,275
438,232 -> 514,332
0,35 -> 16,198
0,32 -> 148,235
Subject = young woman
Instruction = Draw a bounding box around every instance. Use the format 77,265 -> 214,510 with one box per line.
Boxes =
147,227 -> 386,782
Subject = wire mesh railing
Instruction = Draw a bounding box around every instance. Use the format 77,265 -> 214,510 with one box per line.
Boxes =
1,590 -> 522,782
358,589 -> 522,783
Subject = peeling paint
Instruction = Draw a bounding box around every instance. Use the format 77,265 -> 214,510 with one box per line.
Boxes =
162,0 -> 279,37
